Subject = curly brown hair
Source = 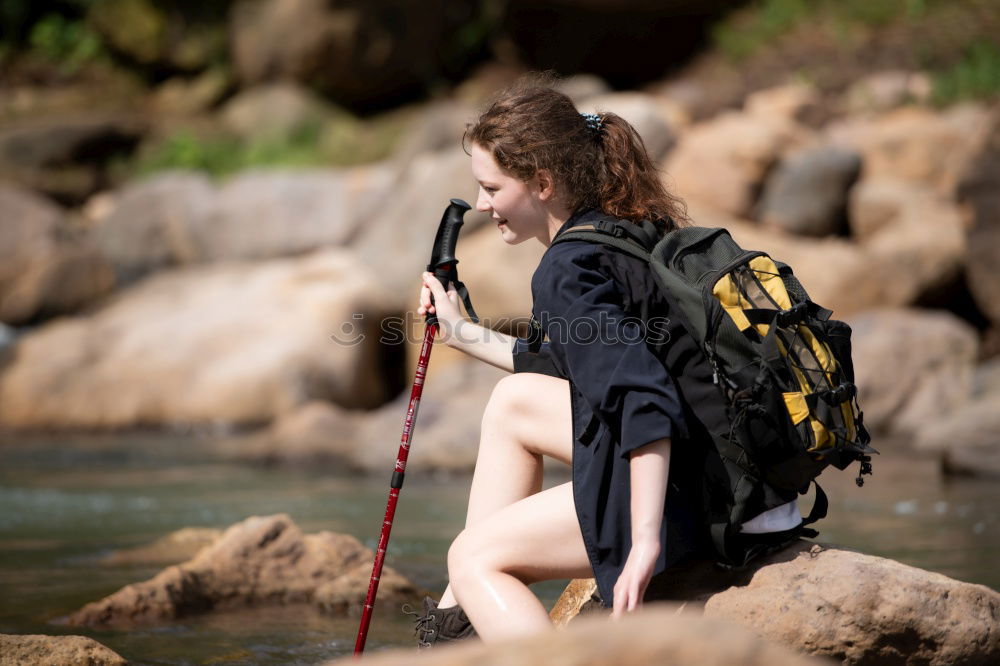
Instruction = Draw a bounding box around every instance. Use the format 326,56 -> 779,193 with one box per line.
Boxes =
464,75 -> 688,231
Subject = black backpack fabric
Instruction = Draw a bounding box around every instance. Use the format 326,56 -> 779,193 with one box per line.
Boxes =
552,215 -> 877,566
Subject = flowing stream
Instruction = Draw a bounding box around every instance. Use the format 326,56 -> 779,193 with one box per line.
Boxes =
1,433 -> 997,665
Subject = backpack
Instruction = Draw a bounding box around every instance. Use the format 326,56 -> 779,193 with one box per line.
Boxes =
552,216 -> 877,566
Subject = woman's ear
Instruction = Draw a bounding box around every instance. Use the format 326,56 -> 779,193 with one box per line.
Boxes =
535,168 -> 556,201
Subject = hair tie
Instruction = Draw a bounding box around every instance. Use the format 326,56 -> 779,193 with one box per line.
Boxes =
580,112 -> 604,135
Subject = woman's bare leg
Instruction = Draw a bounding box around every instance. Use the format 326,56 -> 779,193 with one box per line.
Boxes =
437,373 -> 573,609
448,481 -> 591,640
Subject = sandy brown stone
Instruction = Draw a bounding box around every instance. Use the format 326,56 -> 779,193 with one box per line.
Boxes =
850,308 -> 978,435
100,528 -> 223,566
704,544 -> 1000,665
552,543 -> 1000,666
68,514 -> 422,627
0,633 -> 128,666
335,603 -> 830,666
0,249 -> 399,429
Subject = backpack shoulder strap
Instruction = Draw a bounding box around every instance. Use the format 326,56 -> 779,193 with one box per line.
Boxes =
551,217 -> 657,262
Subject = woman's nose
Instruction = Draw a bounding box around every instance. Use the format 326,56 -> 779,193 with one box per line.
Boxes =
475,188 -> 491,212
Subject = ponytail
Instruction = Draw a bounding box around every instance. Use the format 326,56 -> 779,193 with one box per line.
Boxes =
595,113 -> 688,227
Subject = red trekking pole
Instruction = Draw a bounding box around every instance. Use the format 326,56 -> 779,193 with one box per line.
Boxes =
354,199 -> 475,655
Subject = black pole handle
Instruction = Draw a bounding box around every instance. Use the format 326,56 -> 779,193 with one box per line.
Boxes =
425,198 -> 471,325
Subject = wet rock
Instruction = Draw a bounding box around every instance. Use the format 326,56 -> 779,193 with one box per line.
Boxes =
552,543 -> 1000,666
580,92 -> 678,161
0,249 -> 399,429
756,145 -> 861,236
850,308 -> 978,435
69,514 -> 421,626
0,633 -> 128,666
331,602 -> 829,666
100,528 -> 223,566
956,105 -> 1000,328
664,110 -> 809,218
0,182 -> 115,325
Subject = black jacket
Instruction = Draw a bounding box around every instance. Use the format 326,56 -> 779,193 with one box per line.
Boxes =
512,209 -> 710,607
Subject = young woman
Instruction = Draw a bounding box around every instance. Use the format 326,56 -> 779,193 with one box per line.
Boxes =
411,79 -> 800,646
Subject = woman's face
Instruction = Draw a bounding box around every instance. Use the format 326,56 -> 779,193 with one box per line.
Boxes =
470,143 -> 550,245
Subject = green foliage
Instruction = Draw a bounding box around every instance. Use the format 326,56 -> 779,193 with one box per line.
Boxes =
932,41 -> 1000,105
135,124 -> 324,178
28,13 -> 105,72
712,0 -> 946,60
132,112 -> 408,178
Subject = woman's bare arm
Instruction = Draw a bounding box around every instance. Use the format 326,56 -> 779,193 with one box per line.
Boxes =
419,272 -> 515,372
612,436 -> 671,617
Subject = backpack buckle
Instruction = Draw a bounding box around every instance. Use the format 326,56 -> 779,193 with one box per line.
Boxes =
775,302 -> 808,328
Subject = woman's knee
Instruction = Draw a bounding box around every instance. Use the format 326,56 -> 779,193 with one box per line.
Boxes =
448,528 -> 506,588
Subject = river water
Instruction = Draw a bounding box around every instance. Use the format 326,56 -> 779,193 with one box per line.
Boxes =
0,433 -> 997,665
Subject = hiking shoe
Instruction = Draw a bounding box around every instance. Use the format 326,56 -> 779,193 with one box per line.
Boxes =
402,596 -> 477,648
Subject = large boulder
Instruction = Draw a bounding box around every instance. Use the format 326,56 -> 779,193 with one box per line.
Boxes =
0,249 -> 400,429
850,180 -> 967,306
955,105 -> 1000,328
197,165 -> 398,262
692,200 -> 966,317
331,603 -> 829,666
0,183 -> 115,325
100,527 -> 223,566
825,104 -> 991,194
92,166 -> 399,284
579,92 -> 678,161
238,358 -> 508,474
349,148 -> 490,308
690,203 -> 874,317
756,145 -> 862,236
849,308 -> 978,435
0,114 -> 145,203
664,110 -> 809,218
704,544 -> 1000,665
552,543 -> 1000,666
915,366 -> 1000,478
0,634 -> 127,666
229,0 -> 476,111
68,514 -> 422,626
90,171 -> 216,283
219,82 -> 335,139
